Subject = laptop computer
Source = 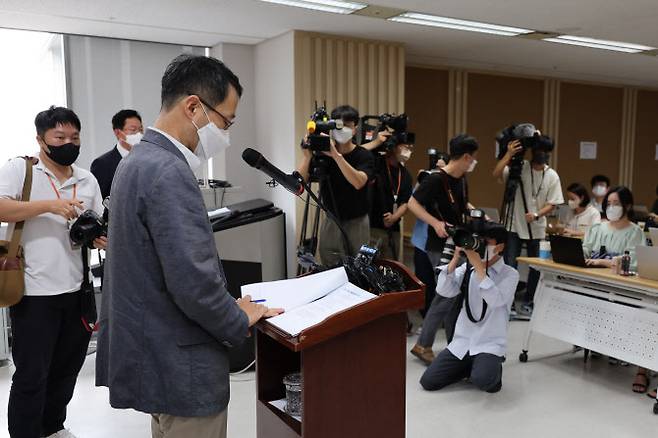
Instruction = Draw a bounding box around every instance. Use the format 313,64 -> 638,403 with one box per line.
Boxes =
637,246 -> 658,281
549,235 -> 587,267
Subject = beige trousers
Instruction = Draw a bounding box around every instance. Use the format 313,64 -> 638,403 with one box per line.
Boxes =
370,228 -> 403,262
151,409 -> 227,438
319,214 -> 370,266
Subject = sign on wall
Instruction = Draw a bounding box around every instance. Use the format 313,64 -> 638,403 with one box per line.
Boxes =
579,141 -> 598,160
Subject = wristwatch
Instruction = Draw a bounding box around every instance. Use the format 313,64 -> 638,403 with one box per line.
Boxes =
534,213 -> 540,221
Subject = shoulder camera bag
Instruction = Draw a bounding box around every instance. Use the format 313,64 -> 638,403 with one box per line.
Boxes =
0,157 -> 35,307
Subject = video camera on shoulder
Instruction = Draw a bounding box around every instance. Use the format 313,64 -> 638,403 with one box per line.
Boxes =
496,123 -> 554,181
360,113 -> 411,152
301,104 -> 343,153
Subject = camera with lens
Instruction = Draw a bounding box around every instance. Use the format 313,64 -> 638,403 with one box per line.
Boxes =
360,113 -> 410,152
302,105 -> 344,153
496,123 -> 554,181
343,244 -> 406,294
447,209 -> 488,254
69,199 -> 109,249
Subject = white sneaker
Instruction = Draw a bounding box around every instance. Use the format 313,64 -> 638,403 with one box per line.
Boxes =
46,429 -> 78,438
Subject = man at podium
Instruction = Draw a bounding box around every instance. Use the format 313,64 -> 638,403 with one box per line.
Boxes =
420,224 -> 518,393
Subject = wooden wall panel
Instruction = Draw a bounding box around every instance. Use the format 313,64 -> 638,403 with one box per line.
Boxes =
466,73 -> 544,210
293,31 -> 406,246
558,82 -> 623,192
402,66 -> 450,234
633,90 -> 658,209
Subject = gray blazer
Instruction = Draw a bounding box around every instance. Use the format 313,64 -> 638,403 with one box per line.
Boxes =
95,129 -> 248,417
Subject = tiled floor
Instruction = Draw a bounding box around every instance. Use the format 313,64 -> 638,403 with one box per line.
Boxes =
0,320 -> 655,438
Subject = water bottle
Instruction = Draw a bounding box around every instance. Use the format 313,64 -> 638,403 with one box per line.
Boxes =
620,250 -> 631,276
539,240 -> 551,260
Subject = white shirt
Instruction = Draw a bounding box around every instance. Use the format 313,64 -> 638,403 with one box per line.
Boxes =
566,204 -> 601,234
148,127 -> 200,171
590,199 -> 604,214
503,161 -> 564,240
0,156 -> 103,296
116,142 -> 130,159
437,258 -> 519,359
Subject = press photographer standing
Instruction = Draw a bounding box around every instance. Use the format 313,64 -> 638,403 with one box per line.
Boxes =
408,134 -> 478,364
297,105 -> 375,266
0,106 -> 105,438
368,134 -> 414,261
493,126 -> 563,313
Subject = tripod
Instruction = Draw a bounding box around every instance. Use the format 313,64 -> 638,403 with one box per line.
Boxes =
296,156 -> 353,275
500,171 -> 533,240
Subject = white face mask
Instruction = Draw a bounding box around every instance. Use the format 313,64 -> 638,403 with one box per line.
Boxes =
331,127 -> 353,145
124,132 -> 143,146
192,105 -> 231,160
568,199 -> 580,210
606,205 -> 624,222
467,158 -> 478,173
593,185 -> 607,197
485,245 -> 499,261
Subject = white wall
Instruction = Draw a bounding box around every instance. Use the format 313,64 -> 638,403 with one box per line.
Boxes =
254,31 -> 297,277
65,35 -> 204,170
212,43 -> 260,198
211,37 -> 297,277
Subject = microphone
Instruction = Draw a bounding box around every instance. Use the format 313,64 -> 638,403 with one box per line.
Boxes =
307,119 -> 344,134
242,148 -> 304,196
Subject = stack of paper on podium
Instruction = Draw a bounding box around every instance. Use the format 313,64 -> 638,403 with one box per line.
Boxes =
241,267 -> 376,336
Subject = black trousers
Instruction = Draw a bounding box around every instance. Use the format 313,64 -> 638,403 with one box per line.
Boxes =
413,247 -> 436,317
8,292 -> 91,438
504,232 -> 540,304
420,348 -> 503,393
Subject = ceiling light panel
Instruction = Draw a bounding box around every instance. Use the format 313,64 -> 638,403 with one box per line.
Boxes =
389,12 -> 533,36
258,0 -> 367,15
543,35 -> 655,53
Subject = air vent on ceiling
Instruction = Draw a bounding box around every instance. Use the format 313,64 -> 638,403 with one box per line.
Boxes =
353,5 -> 407,19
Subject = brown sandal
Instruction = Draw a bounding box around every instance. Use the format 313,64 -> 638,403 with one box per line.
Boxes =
647,388 -> 657,399
633,372 -> 649,393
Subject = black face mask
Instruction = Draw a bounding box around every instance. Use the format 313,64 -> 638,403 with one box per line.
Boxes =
531,150 -> 549,165
44,141 -> 80,166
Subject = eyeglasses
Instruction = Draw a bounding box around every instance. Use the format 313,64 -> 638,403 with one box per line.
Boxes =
191,94 -> 235,130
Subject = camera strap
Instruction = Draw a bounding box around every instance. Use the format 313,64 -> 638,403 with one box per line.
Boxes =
434,170 -> 466,225
460,263 -> 488,324
530,167 -> 546,199
386,161 -> 402,202
80,247 -> 98,332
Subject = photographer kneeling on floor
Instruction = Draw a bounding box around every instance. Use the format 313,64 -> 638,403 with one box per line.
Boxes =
420,223 -> 518,393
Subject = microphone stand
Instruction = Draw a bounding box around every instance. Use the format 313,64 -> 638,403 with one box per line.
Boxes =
292,171 -> 354,258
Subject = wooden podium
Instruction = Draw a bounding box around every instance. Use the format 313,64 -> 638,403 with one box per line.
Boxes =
255,260 -> 424,438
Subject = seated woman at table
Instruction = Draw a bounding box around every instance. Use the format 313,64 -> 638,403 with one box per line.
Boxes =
563,183 -> 601,238
581,187 -> 651,393
582,186 -> 645,270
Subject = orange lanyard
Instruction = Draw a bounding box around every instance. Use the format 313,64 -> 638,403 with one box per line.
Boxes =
47,174 -> 77,200
386,162 -> 402,201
